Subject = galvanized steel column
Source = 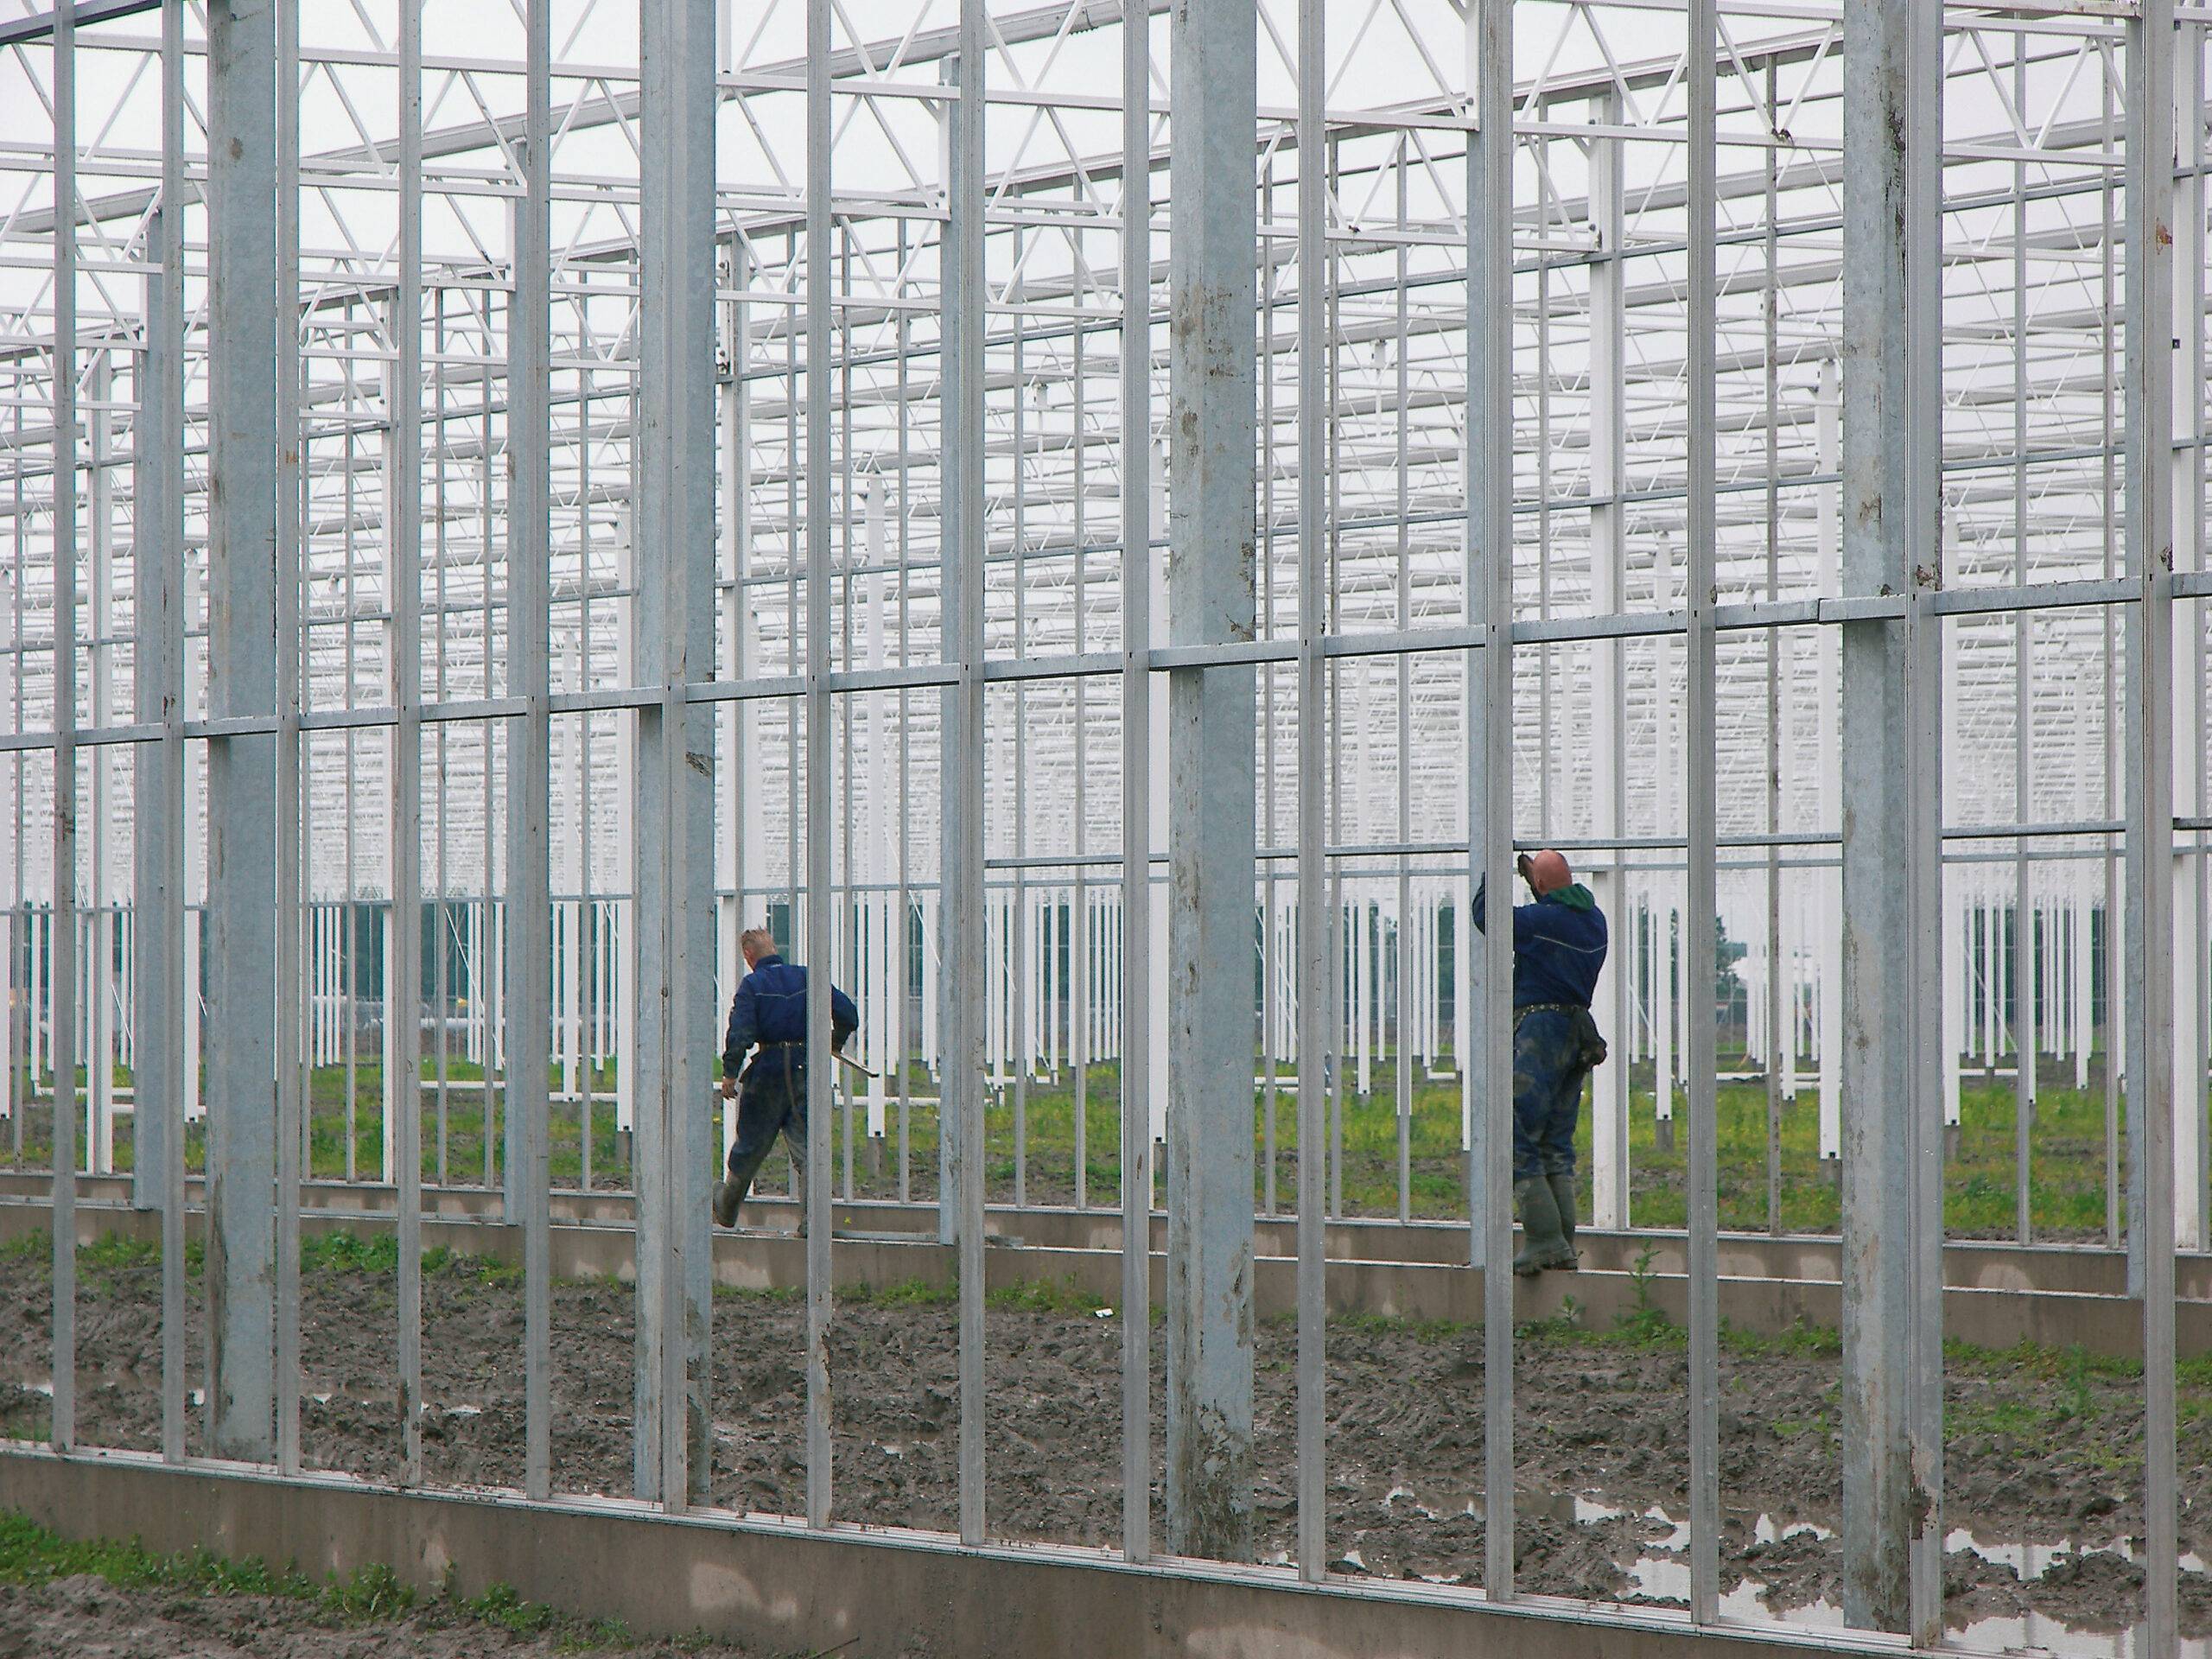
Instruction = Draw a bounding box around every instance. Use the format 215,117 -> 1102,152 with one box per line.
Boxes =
512,0 -> 556,1504
2122,0 -> 2179,1644
1164,0 -> 1256,1564
632,0 -> 718,1510
145,0 -> 188,1465
1294,0 -> 1325,1587
1467,0 -> 1517,1600
133,0 -> 181,1217
392,0 -> 424,1489
1837,0 -> 1945,1635
1117,0 -> 1154,1566
1683,0 -> 1720,1623
944,0 -> 989,1546
272,0 -> 302,1478
48,0 -> 76,1459
804,0 -> 836,1533
1586,99 -> 1630,1233
203,0 -> 281,1465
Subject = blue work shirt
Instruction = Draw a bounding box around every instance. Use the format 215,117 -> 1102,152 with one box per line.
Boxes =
1471,879 -> 1609,1010
722,955 -> 859,1087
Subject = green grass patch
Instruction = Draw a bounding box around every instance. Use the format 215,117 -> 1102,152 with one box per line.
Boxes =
0,1510 -> 644,1647
986,1275 -> 1113,1316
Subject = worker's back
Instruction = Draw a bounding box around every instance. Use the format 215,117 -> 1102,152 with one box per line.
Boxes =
726,953 -> 858,1084
1509,885 -> 1608,1008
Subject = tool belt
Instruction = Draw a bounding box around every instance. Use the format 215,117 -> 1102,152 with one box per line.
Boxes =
1514,1001 -> 1609,1068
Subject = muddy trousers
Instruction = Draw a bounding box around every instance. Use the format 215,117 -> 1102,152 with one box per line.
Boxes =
724,1067 -> 811,1225
1511,1007 -> 1594,1183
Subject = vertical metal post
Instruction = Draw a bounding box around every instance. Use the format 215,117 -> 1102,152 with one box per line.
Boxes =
945,0 -> 989,1547
512,0 -> 556,1504
392,0 -> 425,1489
1294,0 -> 1326,1584
49,0 -> 77,1458
148,0 -> 188,1465
273,0 -> 302,1478
1164,0 -> 1257,1564
204,0 -> 279,1465
2178,22 -> 2211,1259
804,0 -> 836,1532
1118,0 -> 1153,1564
2013,57 -> 2036,1245
2123,0 -> 2178,1644
633,0 -> 717,1511
1683,0 -> 1720,1622
1838,0 -> 1945,1636
1586,94 -> 1629,1232
1764,70 -> 1784,1237
1467,0 -> 1517,1602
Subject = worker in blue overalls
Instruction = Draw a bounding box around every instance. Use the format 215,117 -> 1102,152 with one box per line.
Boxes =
1472,849 -> 1610,1275
712,925 -> 859,1232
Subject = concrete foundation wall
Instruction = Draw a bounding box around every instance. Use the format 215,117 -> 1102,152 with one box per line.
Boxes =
0,1446 -> 1897,1659
3,1190 -> 2202,1361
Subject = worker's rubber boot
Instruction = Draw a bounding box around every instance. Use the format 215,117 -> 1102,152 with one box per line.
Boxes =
712,1179 -> 741,1230
1512,1176 -> 1575,1276
1546,1170 -> 1580,1268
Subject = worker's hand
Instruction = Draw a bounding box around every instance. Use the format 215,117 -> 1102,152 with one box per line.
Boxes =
719,1075 -> 737,1101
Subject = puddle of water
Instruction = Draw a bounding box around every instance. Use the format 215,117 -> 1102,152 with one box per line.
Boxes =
1369,1482 -> 1629,1526
1948,1613 -> 2212,1659
1624,1516 -> 2212,1657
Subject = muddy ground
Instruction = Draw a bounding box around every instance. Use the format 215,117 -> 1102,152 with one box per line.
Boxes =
3,1250 -> 2208,1642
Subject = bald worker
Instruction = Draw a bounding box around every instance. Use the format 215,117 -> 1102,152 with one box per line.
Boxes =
1473,849 -> 1611,1274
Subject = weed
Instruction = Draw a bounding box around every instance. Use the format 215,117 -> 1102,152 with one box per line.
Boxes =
463,1580 -> 559,1634
560,1617 -> 637,1651
1612,1240 -> 1674,1345
1518,1294 -> 1582,1337
713,1282 -> 803,1304
841,1278 -> 955,1308
82,1233 -> 161,1274
1329,1311 -> 1469,1344
1720,1318 -> 1840,1361
986,1276 -> 1112,1316
0,1510 -> 313,1601
320,1561 -> 414,1622
300,1231 -> 399,1275
2050,1345 -> 2102,1425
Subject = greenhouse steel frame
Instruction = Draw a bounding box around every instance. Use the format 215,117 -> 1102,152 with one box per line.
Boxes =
0,0 -> 2207,1649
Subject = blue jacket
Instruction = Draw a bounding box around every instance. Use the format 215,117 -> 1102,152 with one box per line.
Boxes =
722,956 -> 859,1087
1471,878 -> 1609,1010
